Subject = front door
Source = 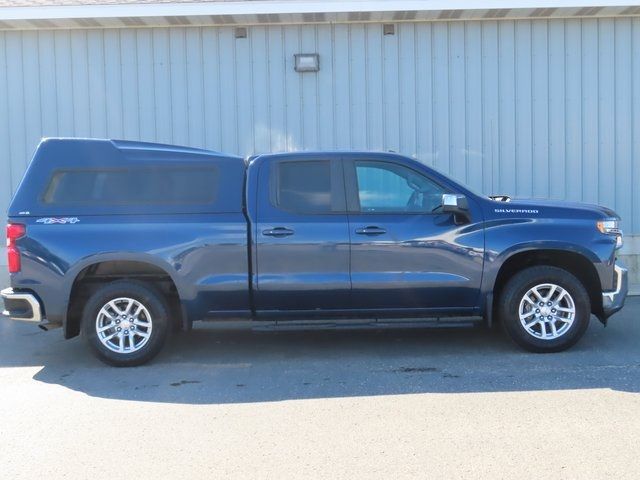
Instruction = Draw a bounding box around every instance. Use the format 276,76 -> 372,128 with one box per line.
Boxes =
254,156 -> 351,314
345,158 -> 484,312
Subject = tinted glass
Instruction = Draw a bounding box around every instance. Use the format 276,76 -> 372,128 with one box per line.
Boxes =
43,167 -> 218,205
355,161 -> 446,213
275,161 -> 332,213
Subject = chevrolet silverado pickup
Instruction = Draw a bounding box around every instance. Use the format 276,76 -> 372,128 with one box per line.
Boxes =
1,138 -> 628,366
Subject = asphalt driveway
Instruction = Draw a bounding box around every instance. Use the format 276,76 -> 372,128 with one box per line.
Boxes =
1,298 -> 639,478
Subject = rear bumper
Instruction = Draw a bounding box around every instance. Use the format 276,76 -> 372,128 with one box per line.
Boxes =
1,288 -> 43,323
601,263 -> 628,319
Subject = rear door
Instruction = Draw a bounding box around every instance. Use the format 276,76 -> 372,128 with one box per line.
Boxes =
345,158 -> 484,312
253,156 -> 351,314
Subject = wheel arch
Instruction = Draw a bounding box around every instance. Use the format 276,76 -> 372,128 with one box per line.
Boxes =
490,247 -> 602,319
63,254 -> 185,339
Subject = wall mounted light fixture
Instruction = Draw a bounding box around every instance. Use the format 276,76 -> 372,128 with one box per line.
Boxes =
294,53 -> 320,72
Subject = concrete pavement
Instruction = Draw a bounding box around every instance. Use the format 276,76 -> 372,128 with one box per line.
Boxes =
1,299 -> 639,479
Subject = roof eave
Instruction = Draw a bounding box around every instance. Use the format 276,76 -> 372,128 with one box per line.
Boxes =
0,0 -> 638,29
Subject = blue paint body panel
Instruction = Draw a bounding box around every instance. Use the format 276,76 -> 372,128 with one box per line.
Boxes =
5,139 -> 626,338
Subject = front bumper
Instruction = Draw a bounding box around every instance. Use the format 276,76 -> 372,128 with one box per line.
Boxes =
1,288 -> 43,323
601,263 -> 628,319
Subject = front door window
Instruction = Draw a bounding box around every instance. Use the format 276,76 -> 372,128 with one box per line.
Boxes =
355,161 -> 446,213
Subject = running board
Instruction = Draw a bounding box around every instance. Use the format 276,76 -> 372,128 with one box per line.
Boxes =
198,316 -> 483,332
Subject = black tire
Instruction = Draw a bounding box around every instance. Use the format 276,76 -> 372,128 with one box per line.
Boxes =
81,280 -> 170,367
498,266 -> 591,353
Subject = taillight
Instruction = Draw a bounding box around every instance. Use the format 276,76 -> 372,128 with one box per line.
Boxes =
6,223 -> 26,273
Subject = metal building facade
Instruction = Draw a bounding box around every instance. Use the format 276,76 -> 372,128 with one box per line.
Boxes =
0,17 -> 639,282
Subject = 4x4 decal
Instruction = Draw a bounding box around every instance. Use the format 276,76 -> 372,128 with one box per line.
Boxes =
36,217 -> 80,225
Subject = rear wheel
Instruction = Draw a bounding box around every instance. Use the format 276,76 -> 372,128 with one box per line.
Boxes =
499,266 -> 591,352
81,280 -> 170,366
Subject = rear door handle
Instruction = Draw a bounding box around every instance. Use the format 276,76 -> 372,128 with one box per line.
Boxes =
355,226 -> 387,235
262,227 -> 295,237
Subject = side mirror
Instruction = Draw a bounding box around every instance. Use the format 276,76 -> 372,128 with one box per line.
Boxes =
441,194 -> 468,213
441,194 -> 470,224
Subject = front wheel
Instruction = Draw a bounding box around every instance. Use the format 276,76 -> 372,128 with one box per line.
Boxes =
498,266 -> 591,353
81,280 -> 170,366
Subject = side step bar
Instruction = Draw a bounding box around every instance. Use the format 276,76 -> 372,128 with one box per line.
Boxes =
198,317 -> 483,332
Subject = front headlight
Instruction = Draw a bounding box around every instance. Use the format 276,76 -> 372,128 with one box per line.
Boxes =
597,219 -> 620,234
597,219 -> 623,249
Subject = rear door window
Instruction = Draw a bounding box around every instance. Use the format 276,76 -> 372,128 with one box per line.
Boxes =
272,160 -> 341,214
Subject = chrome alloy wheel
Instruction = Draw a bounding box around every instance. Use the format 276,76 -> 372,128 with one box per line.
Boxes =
95,297 -> 153,354
518,283 -> 576,340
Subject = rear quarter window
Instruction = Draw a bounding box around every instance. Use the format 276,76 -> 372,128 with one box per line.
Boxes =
42,167 -> 218,206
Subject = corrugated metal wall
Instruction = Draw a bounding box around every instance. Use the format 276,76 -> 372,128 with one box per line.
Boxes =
0,18 -> 639,235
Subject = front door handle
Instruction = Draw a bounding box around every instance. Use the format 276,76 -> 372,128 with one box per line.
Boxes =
355,226 -> 387,235
262,227 -> 295,237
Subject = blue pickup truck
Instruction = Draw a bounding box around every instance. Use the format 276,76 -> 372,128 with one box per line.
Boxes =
2,138 -> 628,366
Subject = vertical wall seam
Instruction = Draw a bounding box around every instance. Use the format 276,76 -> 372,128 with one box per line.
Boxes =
331,24 -> 336,149
396,22 -> 401,153
266,27 -> 273,150
100,30 -> 107,137
37,31 -> 45,139
480,23 -> 485,191
215,28 -> 222,148
430,24 -> 435,165
580,20 -> 584,200
496,23 -> 501,191
35,31 -> 43,139
529,21 -> 534,196
380,22 -> 388,150
563,20 -> 568,201
198,28 -> 205,147
632,19 -> 636,232
347,24 -> 353,149
446,22 -> 451,173
353,24 -> 359,149
364,24 -> 370,149
164,30 -> 170,141
70,31 -> 76,135
249,27 -> 256,153
613,19 -> 618,206
134,29 -> 141,140
314,25 -> 321,150
362,24 -> 367,149
3,34 -> 13,191
545,20 -> 550,197
298,25 -> 304,150
282,26 -> 289,150
234,27 -> 239,152
578,20 -> 583,202
167,29 -> 175,143
579,20 -> 583,202
413,23 -> 419,160
117,30 -> 123,137
596,19 -> 601,201
463,22 -> 468,183
512,21 -> 517,195
151,29 -> 158,141
182,28 -> 190,144
20,33 -> 27,156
